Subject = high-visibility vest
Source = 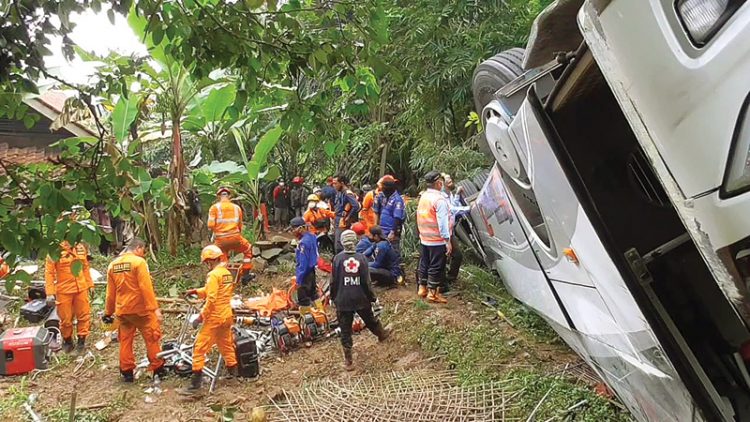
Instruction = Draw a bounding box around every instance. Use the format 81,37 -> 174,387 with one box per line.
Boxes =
417,189 -> 447,245
208,201 -> 243,237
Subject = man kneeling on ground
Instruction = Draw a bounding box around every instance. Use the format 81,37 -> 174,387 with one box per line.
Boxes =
367,226 -> 401,287
331,230 -> 391,371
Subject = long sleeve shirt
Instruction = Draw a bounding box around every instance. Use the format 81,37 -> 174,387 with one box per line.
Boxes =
429,188 -> 452,243
373,191 -> 405,237
45,242 -> 93,295
195,264 -> 234,323
444,191 -> 470,229
334,189 -> 361,228
295,232 -> 318,285
369,240 -> 400,277
105,252 -> 159,316
356,237 -> 374,257
331,252 -> 376,312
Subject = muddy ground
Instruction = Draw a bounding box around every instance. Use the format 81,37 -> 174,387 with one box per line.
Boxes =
0,259 -> 595,421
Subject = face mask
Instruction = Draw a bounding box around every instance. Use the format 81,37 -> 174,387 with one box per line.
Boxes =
279,182 -> 285,187
308,202 -> 316,209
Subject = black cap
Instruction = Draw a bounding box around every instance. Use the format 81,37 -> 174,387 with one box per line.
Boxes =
423,171 -> 443,183
290,217 -> 306,229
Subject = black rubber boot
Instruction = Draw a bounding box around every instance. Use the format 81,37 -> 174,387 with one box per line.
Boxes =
153,365 -> 168,380
343,348 -> 354,371
62,338 -> 74,353
179,371 -> 203,395
75,336 -> 86,353
226,365 -> 239,379
373,323 -> 391,342
121,369 -> 134,383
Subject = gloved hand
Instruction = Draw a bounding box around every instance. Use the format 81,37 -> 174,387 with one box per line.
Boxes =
184,289 -> 198,298
102,314 -> 114,324
191,314 -> 203,329
45,294 -> 56,307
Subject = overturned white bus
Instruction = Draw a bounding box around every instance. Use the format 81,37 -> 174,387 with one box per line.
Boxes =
463,0 -> 750,420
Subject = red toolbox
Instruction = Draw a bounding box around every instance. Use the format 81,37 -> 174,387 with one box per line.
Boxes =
0,327 -> 52,376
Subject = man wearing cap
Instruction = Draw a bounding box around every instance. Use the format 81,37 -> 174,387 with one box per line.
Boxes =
331,229 -> 390,370
207,187 -> 253,273
373,175 -> 405,281
291,217 -> 319,315
332,174 -> 361,254
416,171 -> 452,303
367,226 -> 401,287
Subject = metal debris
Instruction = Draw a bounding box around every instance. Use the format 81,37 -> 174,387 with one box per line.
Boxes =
265,370 -> 525,421
23,393 -> 42,422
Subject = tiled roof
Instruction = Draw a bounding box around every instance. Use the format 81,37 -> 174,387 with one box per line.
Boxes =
0,143 -> 55,167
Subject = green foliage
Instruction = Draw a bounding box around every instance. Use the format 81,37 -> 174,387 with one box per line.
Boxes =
111,94 -> 141,143
416,306 -> 627,420
460,265 -> 559,343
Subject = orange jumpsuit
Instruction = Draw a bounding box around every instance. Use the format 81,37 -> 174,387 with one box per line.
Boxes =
193,263 -> 237,371
45,242 -> 93,340
0,258 -> 9,279
360,189 -> 379,233
105,252 -> 164,372
303,207 -> 336,235
208,199 -> 253,270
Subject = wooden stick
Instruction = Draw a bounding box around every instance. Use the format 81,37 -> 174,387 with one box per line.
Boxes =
76,402 -> 108,411
68,391 -> 77,422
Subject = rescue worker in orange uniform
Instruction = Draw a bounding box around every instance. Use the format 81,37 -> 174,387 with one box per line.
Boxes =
208,187 -> 253,273
45,241 -> 94,353
0,256 -> 10,280
102,238 -> 165,382
359,183 -> 379,234
180,245 -> 238,395
303,194 -> 336,235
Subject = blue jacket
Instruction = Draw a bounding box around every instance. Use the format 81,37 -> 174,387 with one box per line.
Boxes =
373,191 -> 405,237
369,240 -> 400,277
356,237 -> 374,257
334,189 -> 361,226
295,232 -> 318,285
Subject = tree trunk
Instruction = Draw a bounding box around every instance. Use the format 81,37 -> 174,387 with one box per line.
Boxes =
167,119 -> 188,256
378,140 -> 389,178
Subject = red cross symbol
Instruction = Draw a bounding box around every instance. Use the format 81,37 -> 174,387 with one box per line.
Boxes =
344,257 -> 360,273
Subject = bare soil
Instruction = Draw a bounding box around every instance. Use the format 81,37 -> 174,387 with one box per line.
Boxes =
0,265 -> 580,421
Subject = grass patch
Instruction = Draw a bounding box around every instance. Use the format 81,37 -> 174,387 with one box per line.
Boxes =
417,320 -> 517,384
0,377 -> 30,417
413,299 -> 430,311
414,317 -> 629,420
504,368 -> 631,421
459,265 -> 559,343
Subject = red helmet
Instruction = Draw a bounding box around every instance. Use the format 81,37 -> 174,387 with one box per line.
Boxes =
351,222 -> 367,236
292,176 -> 304,185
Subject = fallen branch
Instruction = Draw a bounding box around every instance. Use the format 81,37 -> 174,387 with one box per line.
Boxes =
526,387 -> 553,422
77,402 -> 109,411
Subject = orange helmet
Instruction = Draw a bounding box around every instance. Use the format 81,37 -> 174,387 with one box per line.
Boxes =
200,245 -> 225,262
